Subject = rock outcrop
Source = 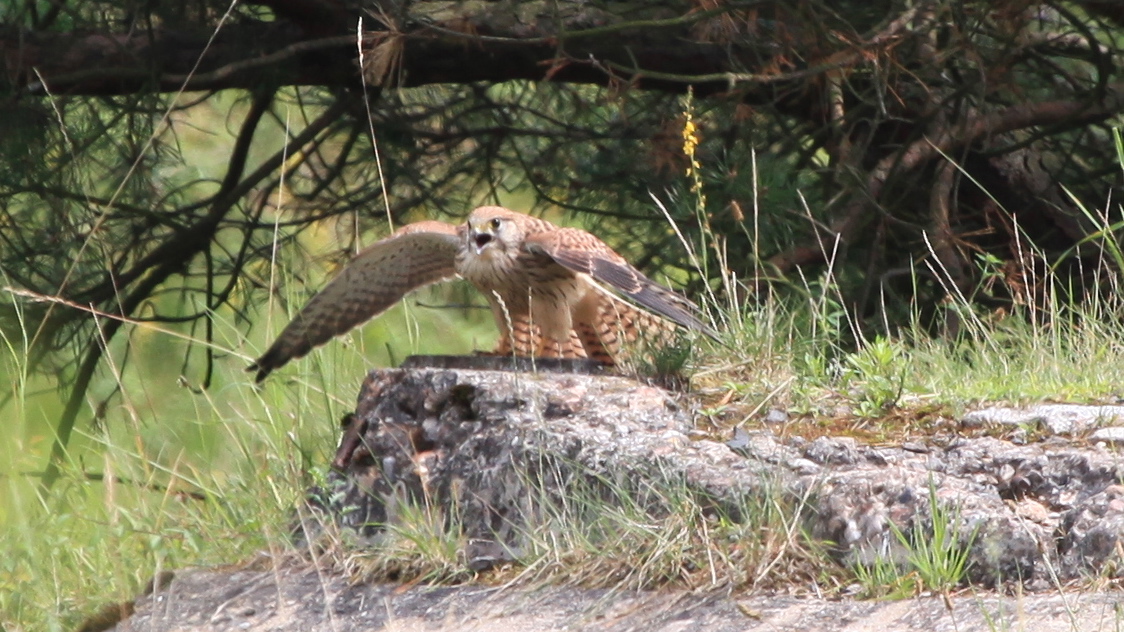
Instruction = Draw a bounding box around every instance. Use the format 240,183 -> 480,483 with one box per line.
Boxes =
306,364 -> 773,569
308,365 -> 1124,587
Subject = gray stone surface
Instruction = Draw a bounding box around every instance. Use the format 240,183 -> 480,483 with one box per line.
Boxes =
961,404 -> 1124,435
1091,426 -> 1124,444
114,565 -> 1124,632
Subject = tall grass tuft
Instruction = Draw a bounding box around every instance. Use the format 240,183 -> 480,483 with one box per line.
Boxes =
0,271 -> 484,630
673,115 -> 1124,435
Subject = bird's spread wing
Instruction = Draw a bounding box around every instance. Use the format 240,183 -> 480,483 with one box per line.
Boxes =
523,227 -> 716,337
249,221 -> 461,381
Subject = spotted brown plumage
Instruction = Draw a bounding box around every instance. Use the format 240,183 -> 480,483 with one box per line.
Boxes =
248,206 -> 715,381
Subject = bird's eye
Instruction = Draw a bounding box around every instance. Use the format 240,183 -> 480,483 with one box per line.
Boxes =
490,218 -> 502,230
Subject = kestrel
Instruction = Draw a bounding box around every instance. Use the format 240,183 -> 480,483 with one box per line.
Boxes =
248,206 -> 715,381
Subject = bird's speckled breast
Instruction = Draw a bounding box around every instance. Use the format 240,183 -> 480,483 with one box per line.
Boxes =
456,243 -> 586,316
455,246 -> 526,294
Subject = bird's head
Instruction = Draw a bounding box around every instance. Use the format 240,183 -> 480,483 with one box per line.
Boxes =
466,206 -> 522,258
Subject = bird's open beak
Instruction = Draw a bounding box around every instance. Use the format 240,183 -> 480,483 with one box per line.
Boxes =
471,229 -> 494,255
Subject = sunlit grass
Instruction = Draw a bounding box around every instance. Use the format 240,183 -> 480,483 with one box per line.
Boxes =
675,157 -> 1124,439
511,464 -> 825,592
0,275 -> 491,631
686,274 -> 1124,442
851,477 -> 978,599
